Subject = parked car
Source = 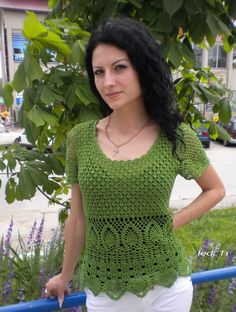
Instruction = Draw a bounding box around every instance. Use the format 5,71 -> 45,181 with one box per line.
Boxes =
0,126 -> 15,146
217,118 -> 236,146
16,130 -> 33,149
0,128 -> 32,148
195,124 -> 211,148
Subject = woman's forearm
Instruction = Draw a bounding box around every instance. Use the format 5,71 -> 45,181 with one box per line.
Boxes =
60,213 -> 86,282
173,165 -> 225,230
173,186 -> 225,230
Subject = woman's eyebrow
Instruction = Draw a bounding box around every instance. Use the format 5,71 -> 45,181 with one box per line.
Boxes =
93,58 -> 129,68
111,58 -> 129,65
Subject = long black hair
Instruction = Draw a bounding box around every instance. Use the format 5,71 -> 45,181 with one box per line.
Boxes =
85,16 -> 183,156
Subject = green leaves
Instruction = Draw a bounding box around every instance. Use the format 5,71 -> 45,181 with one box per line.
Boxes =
12,48 -> 43,92
28,106 -> 46,127
18,166 -> 36,199
218,98 -> 232,123
174,65 -> 232,138
6,178 -> 17,204
13,62 -> 27,92
206,11 -> 231,38
28,106 -> 58,127
1,143 -> 65,204
189,13 -> 209,43
40,86 -> 64,105
189,10 -> 231,46
48,0 -> 60,9
69,39 -> 87,66
228,0 -> 236,18
23,11 -> 71,57
24,11 -> 48,39
162,39 -> 195,68
197,84 -> 220,105
2,83 -> 14,107
75,83 -> 98,106
24,50 -> 44,82
154,12 -> 173,33
163,0 -> 183,17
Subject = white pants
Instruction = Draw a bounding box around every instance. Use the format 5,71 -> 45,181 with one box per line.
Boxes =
85,276 -> 193,312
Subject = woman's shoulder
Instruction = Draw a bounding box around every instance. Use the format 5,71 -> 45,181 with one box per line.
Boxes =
67,119 -> 97,145
177,122 -> 207,151
68,119 -> 96,135
177,122 -> 191,131
177,122 -> 196,138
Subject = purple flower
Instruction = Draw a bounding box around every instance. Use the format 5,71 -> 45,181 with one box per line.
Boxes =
34,215 -> 45,247
228,278 -> 236,295
17,288 -> 25,303
195,239 -> 213,270
2,280 -> 12,303
213,241 -> 221,255
0,244 -> 3,266
208,286 -> 216,305
202,239 -> 212,251
4,218 -> 13,256
2,264 -> 14,304
225,250 -> 235,266
232,304 -> 236,312
27,221 -> 37,248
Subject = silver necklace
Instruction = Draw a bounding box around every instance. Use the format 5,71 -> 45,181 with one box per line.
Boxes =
105,114 -> 150,158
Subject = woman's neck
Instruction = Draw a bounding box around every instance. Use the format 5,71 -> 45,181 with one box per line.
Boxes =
108,106 -> 152,134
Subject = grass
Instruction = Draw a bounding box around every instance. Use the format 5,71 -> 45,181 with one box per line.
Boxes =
175,206 -> 236,312
176,206 -> 236,258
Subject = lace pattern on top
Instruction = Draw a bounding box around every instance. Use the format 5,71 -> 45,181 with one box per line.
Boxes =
65,120 -> 210,299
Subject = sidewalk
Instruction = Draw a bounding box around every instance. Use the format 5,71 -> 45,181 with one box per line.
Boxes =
170,194 -> 236,210
0,191 -> 63,248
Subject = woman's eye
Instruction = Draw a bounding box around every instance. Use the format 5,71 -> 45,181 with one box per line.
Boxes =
115,64 -> 127,70
94,70 -> 103,76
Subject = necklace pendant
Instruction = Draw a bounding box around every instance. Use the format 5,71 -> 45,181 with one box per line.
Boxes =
113,146 -> 120,157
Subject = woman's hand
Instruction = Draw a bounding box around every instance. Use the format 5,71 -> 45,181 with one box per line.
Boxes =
45,273 -> 70,308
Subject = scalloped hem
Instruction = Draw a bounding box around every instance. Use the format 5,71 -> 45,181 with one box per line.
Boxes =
80,270 -> 191,300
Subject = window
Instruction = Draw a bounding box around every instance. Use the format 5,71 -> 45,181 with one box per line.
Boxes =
208,44 -> 227,68
193,45 -> 203,67
232,90 -> 236,100
12,32 -> 28,62
232,49 -> 236,69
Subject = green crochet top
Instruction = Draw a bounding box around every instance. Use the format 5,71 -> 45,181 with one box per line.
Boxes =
65,119 -> 210,300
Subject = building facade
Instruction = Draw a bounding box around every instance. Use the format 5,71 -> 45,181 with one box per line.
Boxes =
194,37 -> 236,118
0,0 -> 48,117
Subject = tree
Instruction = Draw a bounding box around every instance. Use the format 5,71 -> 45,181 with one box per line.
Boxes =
1,0 -> 236,221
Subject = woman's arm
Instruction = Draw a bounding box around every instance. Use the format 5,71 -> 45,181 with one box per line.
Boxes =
45,183 -> 85,306
61,183 -> 86,281
173,164 -> 225,230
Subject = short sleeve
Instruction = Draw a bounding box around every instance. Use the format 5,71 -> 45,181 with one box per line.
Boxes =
177,124 -> 210,180
65,125 -> 80,184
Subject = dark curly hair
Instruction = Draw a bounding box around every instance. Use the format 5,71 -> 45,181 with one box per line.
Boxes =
85,16 -> 183,157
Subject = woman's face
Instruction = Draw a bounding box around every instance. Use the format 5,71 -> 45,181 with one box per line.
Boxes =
92,44 -> 143,111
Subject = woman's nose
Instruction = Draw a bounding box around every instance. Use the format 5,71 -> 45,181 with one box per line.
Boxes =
103,72 -> 115,87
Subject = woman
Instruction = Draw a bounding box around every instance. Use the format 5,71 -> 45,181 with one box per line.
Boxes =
45,17 -> 225,311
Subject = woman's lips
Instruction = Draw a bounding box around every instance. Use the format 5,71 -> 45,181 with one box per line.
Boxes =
106,91 -> 122,99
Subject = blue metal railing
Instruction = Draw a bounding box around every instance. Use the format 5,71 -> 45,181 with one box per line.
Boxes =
0,266 -> 236,312
0,292 -> 86,312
